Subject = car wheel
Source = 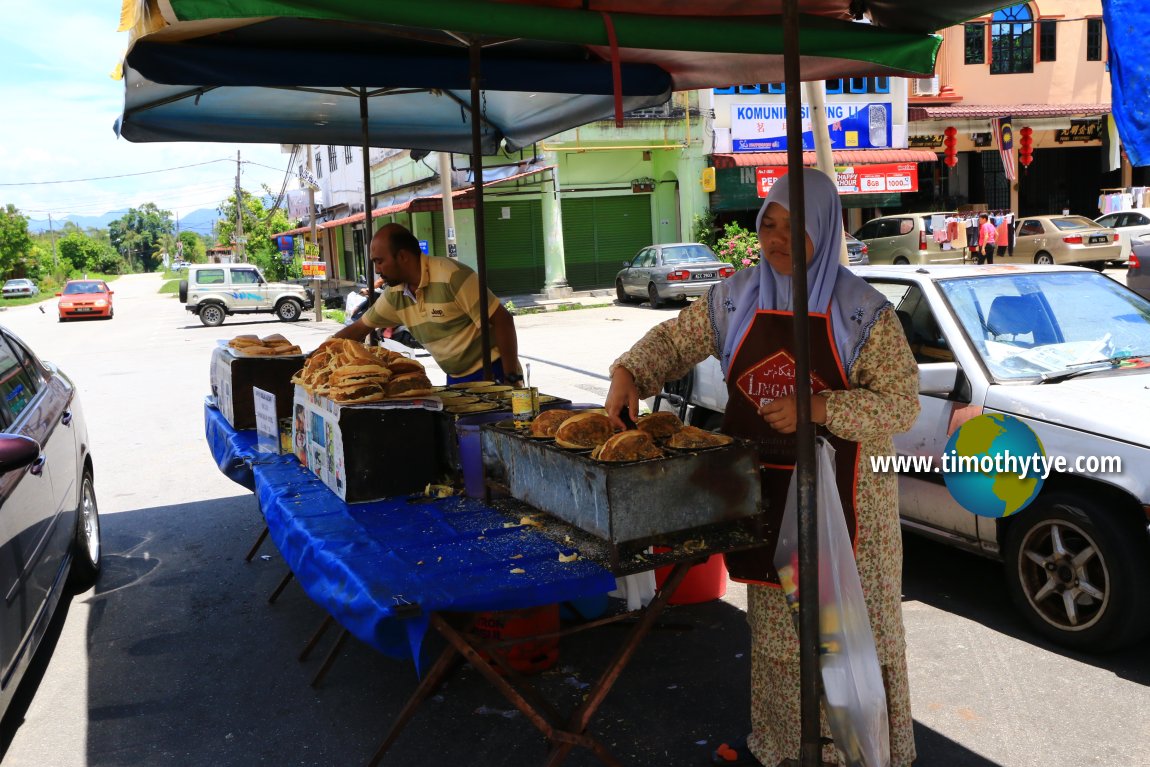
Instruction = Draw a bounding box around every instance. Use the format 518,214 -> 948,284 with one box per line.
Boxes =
178,280 -> 188,303
67,469 -> 101,592
1003,493 -> 1150,650
1034,252 -> 1055,265
648,283 -> 664,309
616,280 -> 633,304
199,303 -> 226,327
276,298 -> 303,322
893,256 -> 910,265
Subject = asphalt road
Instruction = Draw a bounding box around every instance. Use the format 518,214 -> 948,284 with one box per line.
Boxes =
0,273 -> 1146,767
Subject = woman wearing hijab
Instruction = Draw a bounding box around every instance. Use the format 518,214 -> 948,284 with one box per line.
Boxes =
605,169 -> 919,767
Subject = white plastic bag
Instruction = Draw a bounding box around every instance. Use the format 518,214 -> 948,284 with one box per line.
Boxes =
772,437 -> 891,767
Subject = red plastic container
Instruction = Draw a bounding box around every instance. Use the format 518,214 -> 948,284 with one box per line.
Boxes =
653,550 -> 728,604
472,604 -> 560,674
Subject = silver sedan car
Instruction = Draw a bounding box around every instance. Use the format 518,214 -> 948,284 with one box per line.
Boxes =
2,279 -> 39,299
615,243 -> 733,308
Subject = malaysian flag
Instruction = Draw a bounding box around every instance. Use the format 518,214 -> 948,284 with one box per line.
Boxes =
994,116 -> 1017,181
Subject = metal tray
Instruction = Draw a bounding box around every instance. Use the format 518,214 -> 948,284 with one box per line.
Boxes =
481,425 -> 761,547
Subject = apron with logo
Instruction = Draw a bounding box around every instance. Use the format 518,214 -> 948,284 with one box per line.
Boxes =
721,310 -> 861,586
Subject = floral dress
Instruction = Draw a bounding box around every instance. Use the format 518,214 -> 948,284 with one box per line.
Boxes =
612,292 -> 919,767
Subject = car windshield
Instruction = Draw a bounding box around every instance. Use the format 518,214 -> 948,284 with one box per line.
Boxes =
5,280 -> 29,287
938,272 -> 1150,381
63,282 -> 105,295
1050,217 -> 1100,231
661,245 -> 717,264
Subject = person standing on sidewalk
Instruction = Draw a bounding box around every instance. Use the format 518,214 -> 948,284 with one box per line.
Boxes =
977,213 -> 998,264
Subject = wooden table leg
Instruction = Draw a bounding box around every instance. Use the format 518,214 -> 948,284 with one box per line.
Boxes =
366,639 -> 463,767
543,561 -> 693,767
244,525 -> 270,562
299,614 -> 335,662
267,571 -> 294,604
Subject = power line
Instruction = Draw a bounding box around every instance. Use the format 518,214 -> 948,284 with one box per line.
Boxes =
0,159 -> 239,187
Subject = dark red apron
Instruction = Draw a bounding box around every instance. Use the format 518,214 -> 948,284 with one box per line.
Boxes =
721,310 -> 861,586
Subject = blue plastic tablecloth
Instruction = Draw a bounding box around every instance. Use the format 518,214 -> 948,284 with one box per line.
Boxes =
204,403 -> 616,664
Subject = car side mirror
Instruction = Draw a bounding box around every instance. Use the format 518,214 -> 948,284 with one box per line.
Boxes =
918,361 -> 960,396
55,292 -> 62,297
0,434 -> 40,474
107,290 -> 114,295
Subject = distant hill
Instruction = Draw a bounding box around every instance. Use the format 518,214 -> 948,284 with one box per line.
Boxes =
27,196 -> 277,235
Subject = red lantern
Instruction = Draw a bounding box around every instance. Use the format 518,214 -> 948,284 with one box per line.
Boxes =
943,126 -> 958,168
1018,125 -> 1034,168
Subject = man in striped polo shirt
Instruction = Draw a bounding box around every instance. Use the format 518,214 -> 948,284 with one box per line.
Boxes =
335,224 -> 522,385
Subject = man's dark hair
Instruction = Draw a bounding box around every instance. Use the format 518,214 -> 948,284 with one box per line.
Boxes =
978,212 -> 989,221
388,227 -> 422,260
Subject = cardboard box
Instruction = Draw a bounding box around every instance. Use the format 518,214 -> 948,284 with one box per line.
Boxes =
210,346 -> 303,429
291,385 -> 448,503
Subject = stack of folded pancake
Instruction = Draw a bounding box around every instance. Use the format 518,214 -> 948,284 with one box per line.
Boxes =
291,338 -> 433,403
227,333 -> 303,356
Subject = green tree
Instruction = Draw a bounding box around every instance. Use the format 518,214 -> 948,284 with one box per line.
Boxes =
0,204 -> 34,277
108,202 -> 174,272
178,230 -> 206,262
215,190 -> 298,280
57,231 -> 124,276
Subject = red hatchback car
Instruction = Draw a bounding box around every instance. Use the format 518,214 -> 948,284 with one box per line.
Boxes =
56,280 -> 114,321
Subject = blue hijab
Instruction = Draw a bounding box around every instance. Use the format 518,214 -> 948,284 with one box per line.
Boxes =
709,168 -> 889,379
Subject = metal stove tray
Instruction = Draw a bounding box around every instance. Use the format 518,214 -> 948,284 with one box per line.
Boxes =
480,425 -> 762,547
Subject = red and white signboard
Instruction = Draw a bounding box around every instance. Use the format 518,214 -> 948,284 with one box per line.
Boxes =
756,163 -> 919,197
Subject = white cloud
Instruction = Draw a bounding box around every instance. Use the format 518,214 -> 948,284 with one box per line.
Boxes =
0,1 -> 289,219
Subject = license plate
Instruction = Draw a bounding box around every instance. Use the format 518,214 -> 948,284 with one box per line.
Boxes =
74,307 -> 92,312
1089,235 -> 1107,244
693,272 -> 715,280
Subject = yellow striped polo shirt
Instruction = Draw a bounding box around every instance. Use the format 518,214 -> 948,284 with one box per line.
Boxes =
362,254 -> 502,377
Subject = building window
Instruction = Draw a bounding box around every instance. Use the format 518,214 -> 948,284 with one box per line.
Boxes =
990,5 -> 1034,75
848,77 -> 868,94
327,145 -> 338,173
315,153 -> 323,179
964,22 -> 986,64
712,86 -> 736,94
344,145 -> 354,164
824,78 -> 843,94
1087,18 -> 1103,61
872,76 -> 891,94
1038,20 -> 1057,61
766,82 -> 786,94
737,84 -> 761,94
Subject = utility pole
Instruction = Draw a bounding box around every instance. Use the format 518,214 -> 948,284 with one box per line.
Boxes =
47,213 -> 59,272
235,150 -> 245,262
307,145 -> 321,322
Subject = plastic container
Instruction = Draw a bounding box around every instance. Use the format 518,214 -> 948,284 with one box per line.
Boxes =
455,411 -> 512,498
472,604 -> 560,674
559,592 -> 611,621
653,549 -> 728,604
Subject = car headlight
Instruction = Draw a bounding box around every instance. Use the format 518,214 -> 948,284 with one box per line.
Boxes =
60,301 -> 73,308
94,299 -> 107,307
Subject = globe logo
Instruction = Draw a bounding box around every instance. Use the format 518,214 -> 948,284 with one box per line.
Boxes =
941,413 -> 1046,518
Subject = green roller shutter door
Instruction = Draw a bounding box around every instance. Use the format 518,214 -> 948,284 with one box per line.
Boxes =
561,195 -> 652,290
477,201 -> 545,296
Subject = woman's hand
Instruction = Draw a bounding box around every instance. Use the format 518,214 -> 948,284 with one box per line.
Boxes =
605,367 -> 640,431
758,393 -> 827,434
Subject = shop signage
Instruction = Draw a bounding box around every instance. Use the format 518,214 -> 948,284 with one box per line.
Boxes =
303,242 -> 320,257
298,167 -> 320,191
302,260 -> 326,279
755,163 -> 919,197
252,387 -> 280,454
909,135 -> 944,149
731,102 -> 893,151
1055,119 -> 1103,143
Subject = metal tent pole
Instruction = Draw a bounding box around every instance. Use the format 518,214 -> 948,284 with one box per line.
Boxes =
470,40 -> 493,380
782,1 -> 822,766
360,88 -> 376,304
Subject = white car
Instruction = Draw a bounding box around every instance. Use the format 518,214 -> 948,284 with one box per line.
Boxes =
1094,208 -> 1150,262
2,279 -> 40,298
657,265 -> 1150,651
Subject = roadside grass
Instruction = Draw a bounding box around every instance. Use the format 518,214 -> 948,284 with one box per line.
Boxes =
504,299 -> 613,316
159,280 -> 181,295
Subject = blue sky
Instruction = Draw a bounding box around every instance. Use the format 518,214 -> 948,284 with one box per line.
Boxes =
0,1 -> 292,221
